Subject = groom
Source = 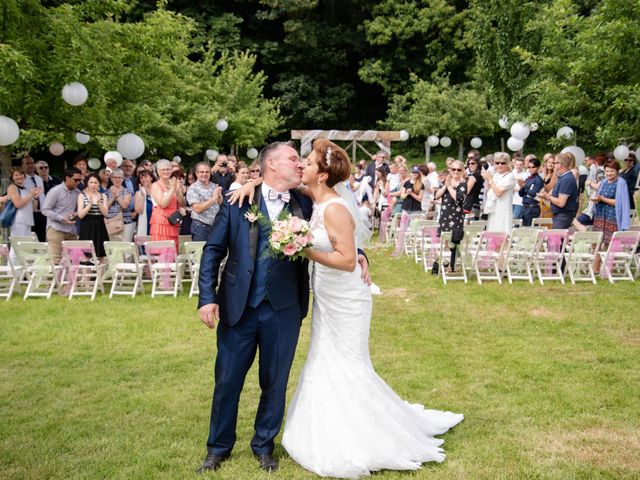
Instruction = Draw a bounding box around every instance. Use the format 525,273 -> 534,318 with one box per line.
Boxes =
197,142 -> 369,473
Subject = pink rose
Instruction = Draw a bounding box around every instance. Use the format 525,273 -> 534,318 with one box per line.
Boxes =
270,231 -> 283,242
245,213 -> 259,223
283,243 -> 298,256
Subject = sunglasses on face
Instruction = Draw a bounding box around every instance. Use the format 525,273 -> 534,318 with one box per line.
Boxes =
250,169 -> 260,173
38,166 -> 49,169
494,162 -> 507,165
450,168 -> 463,172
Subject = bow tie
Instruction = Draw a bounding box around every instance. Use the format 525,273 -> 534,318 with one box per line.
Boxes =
267,189 -> 290,202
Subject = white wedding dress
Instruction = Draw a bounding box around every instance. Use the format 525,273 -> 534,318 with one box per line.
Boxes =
282,198 -> 463,479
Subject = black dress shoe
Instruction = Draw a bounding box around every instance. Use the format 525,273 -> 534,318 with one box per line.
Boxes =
256,453 -> 278,472
196,454 -> 229,474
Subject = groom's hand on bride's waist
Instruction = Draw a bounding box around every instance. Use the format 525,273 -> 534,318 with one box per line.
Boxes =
199,303 -> 219,329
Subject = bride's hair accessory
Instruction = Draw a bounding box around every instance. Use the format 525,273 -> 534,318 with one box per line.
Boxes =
325,147 -> 332,167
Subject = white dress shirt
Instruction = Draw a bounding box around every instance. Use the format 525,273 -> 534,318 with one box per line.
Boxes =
262,182 -> 286,220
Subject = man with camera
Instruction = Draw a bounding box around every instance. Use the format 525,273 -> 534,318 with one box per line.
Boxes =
211,155 -> 233,192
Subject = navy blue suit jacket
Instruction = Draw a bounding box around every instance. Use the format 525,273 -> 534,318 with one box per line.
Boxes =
198,185 -> 312,326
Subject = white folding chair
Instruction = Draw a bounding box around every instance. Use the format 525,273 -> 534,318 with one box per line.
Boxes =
183,241 -> 205,298
532,217 -> 553,229
178,235 -> 194,280
403,216 -> 428,258
15,241 -> 61,300
472,231 -> 509,284
134,235 -> 152,282
384,213 -> 401,245
504,228 -> 540,284
564,231 -> 602,284
598,231 -> 640,283
0,243 -> 22,300
438,232 -> 467,284
420,225 -> 440,272
631,226 -> 640,277
511,218 -> 523,229
59,241 -> 104,300
460,224 -> 485,280
9,234 -> 37,285
145,240 -> 184,297
533,229 -> 568,284
104,241 -> 145,298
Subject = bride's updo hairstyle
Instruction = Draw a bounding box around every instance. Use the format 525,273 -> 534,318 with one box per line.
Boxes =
312,139 -> 351,188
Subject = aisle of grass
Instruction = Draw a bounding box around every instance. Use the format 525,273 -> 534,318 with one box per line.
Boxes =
1,248 -> 639,479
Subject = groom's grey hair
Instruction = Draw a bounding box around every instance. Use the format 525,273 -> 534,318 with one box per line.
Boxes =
258,141 -> 296,171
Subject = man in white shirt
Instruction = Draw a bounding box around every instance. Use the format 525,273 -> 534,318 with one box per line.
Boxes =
512,158 -> 528,219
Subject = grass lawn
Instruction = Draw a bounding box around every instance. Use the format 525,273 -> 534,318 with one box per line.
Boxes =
1,247 -> 639,479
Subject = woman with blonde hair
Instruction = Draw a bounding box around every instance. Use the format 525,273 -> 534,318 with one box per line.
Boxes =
150,159 -> 185,250
393,166 -> 425,256
482,152 -> 516,233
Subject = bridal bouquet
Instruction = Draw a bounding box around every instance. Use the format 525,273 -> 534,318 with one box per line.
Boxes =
267,213 -> 313,261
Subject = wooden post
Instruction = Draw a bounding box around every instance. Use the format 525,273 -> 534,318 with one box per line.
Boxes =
457,140 -> 464,161
425,142 -> 430,164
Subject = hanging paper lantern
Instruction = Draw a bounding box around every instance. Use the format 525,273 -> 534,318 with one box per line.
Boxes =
247,148 -> 259,160
216,119 -> 229,132
88,158 -> 101,170
399,130 -> 409,141
530,122 -> 539,132
173,155 -> 182,163
0,116 -> 20,146
427,135 -> 439,147
75,131 -> 90,144
439,136 -> 452,148
510,121 -> 530,140
116,133 -> 145,160
556,126 -> 574,140
61,82 -> 89,106
561,146 -> 586,166
498,116 -> 509,129
206,149 -> 219,160
613,145 -> 630,161
104,151 -> 123,166
49,142 -> 64,156
470,137 -> 482,149
507,137 -> 524,152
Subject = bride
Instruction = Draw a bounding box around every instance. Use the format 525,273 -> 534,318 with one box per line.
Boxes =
282,139 -> 463,479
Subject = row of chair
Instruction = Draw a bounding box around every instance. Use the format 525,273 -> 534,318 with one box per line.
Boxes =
0,235 -> 205,301
401,220 -> 640,285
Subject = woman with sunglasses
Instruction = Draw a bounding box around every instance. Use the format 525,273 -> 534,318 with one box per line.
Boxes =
433,160 -> 467,273
482,152 -> 516,233
463,153 -> 484,219
539,153 -> 556,218
620,153 -> 638,211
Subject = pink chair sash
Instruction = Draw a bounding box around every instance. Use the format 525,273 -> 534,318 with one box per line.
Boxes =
423,226 -> 439,262
64,246 -> 93,290
540,231 -> 566,274
478,232 -> 506,269
395,211 -> 411,251
148,246 -> 176,289
601,235 -> 637,279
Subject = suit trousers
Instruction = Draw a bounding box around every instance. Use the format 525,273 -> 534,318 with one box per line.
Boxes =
206,300 -> 302,456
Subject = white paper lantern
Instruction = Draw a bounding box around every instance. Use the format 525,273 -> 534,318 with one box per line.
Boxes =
510,121 -> 530,140
116,133 -> 145,160
216,119 -> 229,132
440,136 -> 452,148
470,137 -> 482,149
613,144 -> 630,161
49,142 -> 64,156
75,131 -> 90,144
530,122 -> 539,132
61,82 -> 88,106
88,158 -> 101,170
206,149 -> 219,160
556,126 -> 574,140
498,116 -> 509,129
507,136 -> 524,152
399,130 -> 409,141
561,145 -> 586,166
427,135 -> 439,147
104,150 -> 123,166
247,148 -> 259,160
0,116 -> 20,146
173,155 -> 182,163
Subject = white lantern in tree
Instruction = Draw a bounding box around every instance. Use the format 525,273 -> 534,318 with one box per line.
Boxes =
216,119 -> 229,132
510,121 -> 530,140
470,137 -> 482,149
556,126 -> 574,140
116,133 -> 145,160
206,149 -> 219,160
61,82 -> 88,106
88,158 -> 101,170
427,135 -> 439,147
75,131 -> 90,144
173,155 -> 182,163
399,130 -> 409,141
0,116 -> 20,146
498,116 -> 509,129
613,145 -> 630,161
530,122 -> 539,132
440,136 -> 452,148
561,146 -> 586,166
507,136 -> 524,152
49,142 -> 64,156
247,148 -> 259,160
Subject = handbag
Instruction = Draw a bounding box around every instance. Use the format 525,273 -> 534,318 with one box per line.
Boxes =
167,210 -> 184,226
105,212 -> 124,235
0,200 -> 17,228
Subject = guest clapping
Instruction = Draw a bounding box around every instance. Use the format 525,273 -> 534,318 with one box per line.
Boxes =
77,174 -> 109,258
482,153 -> 516,233
6,167 -> 42,237
150,159 -> 185,250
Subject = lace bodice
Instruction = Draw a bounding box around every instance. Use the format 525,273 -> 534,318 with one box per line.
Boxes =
310,197 -> 351,254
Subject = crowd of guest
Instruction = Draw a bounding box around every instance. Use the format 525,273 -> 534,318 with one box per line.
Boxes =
0,152 -> 252,264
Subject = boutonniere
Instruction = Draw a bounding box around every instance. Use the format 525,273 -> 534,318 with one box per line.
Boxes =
244,204 -> 264,225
